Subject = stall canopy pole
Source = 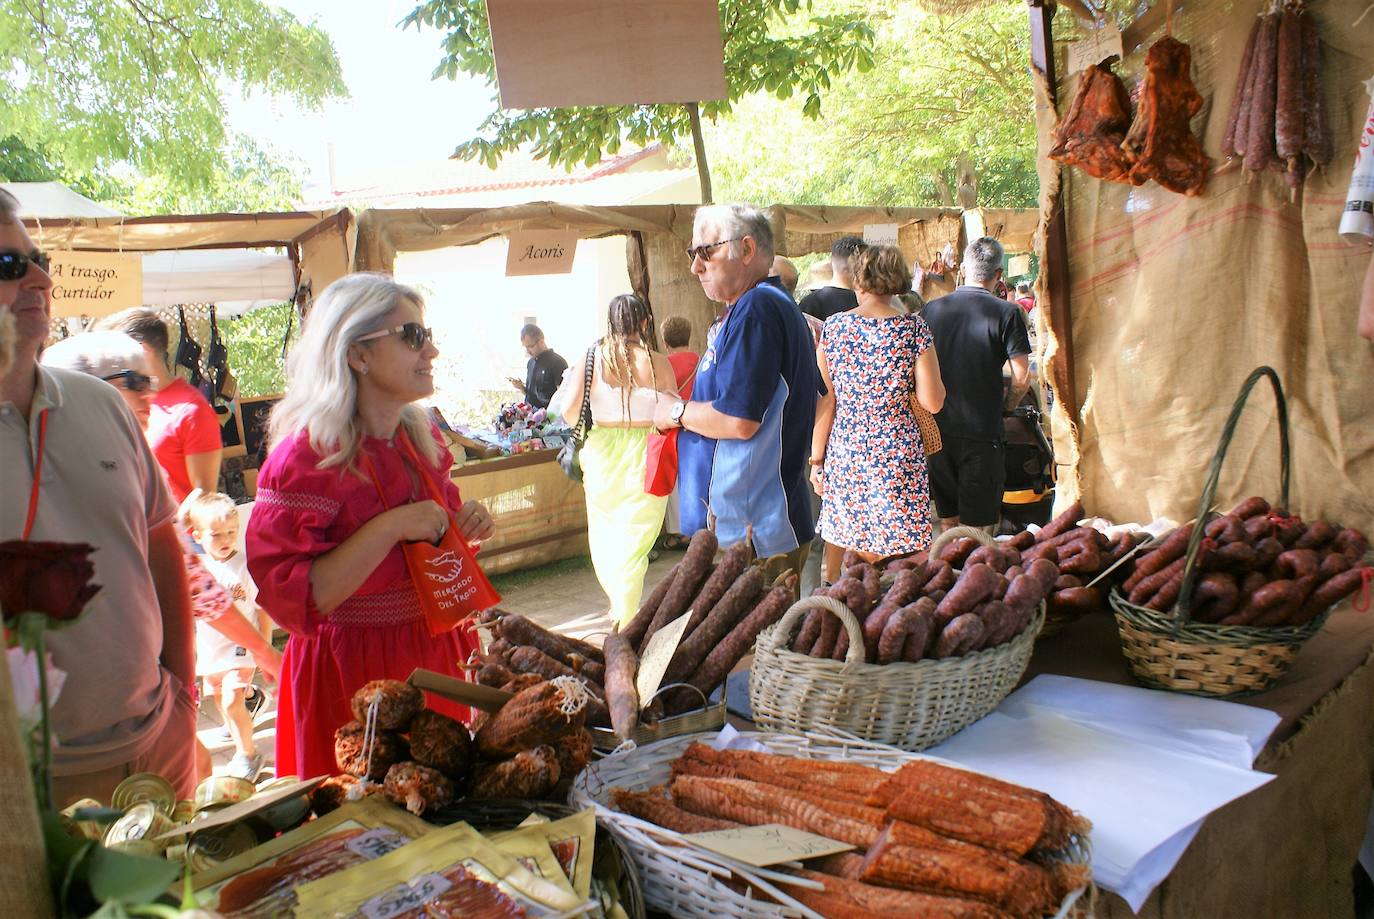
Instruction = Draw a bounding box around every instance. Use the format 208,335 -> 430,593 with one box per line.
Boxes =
1028,0 -> 1078,422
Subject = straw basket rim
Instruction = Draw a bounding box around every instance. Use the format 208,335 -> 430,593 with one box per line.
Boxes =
570,729 -> 1091,919
747,595 -> 1043,750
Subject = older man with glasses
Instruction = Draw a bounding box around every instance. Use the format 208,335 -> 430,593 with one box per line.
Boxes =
0,187 -> 198,805
653,203 -> 821,587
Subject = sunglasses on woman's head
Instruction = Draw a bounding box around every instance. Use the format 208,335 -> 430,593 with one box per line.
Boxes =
0,250 -> 51,281
101,369 -> 153,392
357,321 -> 434,351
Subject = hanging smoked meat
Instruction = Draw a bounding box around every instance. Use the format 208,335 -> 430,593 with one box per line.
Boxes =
1049,62 -> 1139,184
1121,35 -> 1212,196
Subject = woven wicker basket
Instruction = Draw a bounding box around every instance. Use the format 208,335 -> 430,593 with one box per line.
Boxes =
570,730 -> 1091,919
1111,366 -> 1331,697
428,798 -> 645,919
749,594 -> 1044,751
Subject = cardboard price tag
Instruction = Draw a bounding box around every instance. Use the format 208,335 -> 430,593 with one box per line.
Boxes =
684,824 -> 855,867
862,223 -> 899,247
1065,20 -> 1124,76
635,611 -> 692,707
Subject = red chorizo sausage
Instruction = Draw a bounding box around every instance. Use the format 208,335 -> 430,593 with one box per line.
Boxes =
934,613 -> 986,658
934,563 -> 1000,625
1273,549 -> 1320,580
1294,567 -> 1371,623
1230,496 -> 1271,521
1037,501 -> 1085,542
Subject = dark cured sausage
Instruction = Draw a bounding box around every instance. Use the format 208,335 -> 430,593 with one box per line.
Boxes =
1037,501 -> 1085,542
602,633 -> 640,739
621,565 -> 677,649
1222,16 -> 1263,159
863,568 -> 927,662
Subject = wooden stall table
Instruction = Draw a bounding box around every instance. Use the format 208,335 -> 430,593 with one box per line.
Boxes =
1023,606 -> 1374,918
450,448 -> 589,576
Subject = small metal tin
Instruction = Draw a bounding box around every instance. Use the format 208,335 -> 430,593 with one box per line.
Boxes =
193,775 -> 256,812
104,801 -> 175,849
111,773 -> 176,814
60,798 -> 107,841
186,822 -> 261,872
171,799 -> 196,825
258,793 -> 311,833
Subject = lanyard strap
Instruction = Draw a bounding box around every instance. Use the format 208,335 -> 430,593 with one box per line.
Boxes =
22,410 -> 49,541
359,430 -> 445,510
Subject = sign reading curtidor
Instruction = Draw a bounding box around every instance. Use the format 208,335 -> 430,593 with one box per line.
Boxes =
505,230 -> 579,277
48,251 -> 144,318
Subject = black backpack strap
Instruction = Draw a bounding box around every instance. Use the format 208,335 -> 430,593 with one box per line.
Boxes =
575,345 -> 595,442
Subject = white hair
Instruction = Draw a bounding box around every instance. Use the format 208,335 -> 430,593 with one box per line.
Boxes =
963,237 -> 1005,284
693,203 -> 775,260
41,330 -> 146,380
268,272 -> 440,471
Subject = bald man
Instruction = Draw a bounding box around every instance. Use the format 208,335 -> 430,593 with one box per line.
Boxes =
773,255 -> 822,348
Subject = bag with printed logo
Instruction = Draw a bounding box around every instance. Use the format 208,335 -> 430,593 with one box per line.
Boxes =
364,432 -> 501,636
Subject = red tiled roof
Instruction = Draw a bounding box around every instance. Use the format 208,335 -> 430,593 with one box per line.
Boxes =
314,143 -> 666,203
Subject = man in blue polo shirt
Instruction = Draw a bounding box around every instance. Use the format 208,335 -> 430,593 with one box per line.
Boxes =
653,203 -> 819,580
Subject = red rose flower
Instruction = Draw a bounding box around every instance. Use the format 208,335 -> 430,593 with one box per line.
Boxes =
0,541 -> 101,623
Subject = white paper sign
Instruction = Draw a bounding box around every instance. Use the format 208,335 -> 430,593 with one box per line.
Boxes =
47,250 -> 144,317
505,230 -> 579,276
684,824 -> 854,867
635,611 -> 692,706
862,223 -> 899,247
1066,20 -> 1124,76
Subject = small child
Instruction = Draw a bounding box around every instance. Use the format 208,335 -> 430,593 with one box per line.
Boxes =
185,492 -> 278,782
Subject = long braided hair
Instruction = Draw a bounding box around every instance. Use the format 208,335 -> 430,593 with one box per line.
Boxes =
600,293 -> 660,418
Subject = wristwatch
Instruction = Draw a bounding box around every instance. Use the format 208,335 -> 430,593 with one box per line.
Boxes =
669,401 -> 687,428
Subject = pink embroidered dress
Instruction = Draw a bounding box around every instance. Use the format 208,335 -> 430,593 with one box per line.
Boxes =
246,428 -> 479,779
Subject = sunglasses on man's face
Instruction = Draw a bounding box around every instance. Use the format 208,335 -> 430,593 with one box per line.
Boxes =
102,369 -> 153,393
685,237 -> 742,263
0,249 -> 51,282
357,321 -> 434,352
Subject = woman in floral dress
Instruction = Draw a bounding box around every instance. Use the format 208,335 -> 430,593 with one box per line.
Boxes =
811,245 -> 946,583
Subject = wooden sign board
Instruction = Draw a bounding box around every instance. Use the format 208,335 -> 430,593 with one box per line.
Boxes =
486,0 -> 727,108
409,667 -> 513,714
683,824 -> 855,867
238,394 -> 282,462
48,251 -> 143,317
863,224 -> 899,247
1065,20 -> 1124,76
505,230 -> 579,276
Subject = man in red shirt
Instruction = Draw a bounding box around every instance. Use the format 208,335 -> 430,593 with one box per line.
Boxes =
98,308 -> 222,502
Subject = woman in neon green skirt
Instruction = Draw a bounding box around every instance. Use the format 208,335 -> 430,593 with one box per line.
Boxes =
552,294 -> 680,626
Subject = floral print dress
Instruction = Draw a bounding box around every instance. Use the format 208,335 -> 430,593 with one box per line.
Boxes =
818,312 -> 935,555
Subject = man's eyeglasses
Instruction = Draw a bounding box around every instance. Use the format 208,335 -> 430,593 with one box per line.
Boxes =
686,238 -> 742,263
0,250 -> 51,282
101,370 -> 153,393
357,322 -> 434,352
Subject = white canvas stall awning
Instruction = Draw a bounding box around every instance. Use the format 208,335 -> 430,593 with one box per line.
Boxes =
140,249 -> 296,314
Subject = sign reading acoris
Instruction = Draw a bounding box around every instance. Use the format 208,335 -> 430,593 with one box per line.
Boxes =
505,230 -> 579,276
47,251 -> 144,317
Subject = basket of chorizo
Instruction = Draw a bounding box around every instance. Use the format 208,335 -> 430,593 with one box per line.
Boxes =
749,542 -> 1055,751
1109,367 -> 1372,697
572,730 -> 1093,919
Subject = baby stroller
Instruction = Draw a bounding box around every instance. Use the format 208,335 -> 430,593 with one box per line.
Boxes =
999,382 -> 1054,531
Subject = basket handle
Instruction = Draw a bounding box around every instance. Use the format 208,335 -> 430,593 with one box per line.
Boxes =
774,595 -> 866,666
929,525 -> 997,560
1175,366 -> 1291,622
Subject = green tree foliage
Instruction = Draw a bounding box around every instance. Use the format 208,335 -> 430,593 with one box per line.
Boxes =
401,0 -> 876,195
0,0 -> 345,211
222,302 -> 296,398
709,1 -> 1038,208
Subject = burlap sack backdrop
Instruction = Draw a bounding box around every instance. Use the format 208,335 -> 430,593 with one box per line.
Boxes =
1037,0 -> 1374,535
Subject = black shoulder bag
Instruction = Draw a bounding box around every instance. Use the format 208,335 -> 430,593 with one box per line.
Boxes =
173,306 -> 205,388
557,346 -> 596,482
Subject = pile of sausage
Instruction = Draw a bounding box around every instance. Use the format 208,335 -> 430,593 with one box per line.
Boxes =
1222,2 -> 1331,189
787,548 -> 1061,665
1002,501 -> 1147,626
1123,496 -> 1370,626
475,529 -> 795,736
620,528 -> 796,724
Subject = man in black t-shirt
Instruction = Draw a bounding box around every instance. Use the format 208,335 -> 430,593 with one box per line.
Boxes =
923,237 -> 1031,531
798,235 -> 866,321
507,323 -> 567,410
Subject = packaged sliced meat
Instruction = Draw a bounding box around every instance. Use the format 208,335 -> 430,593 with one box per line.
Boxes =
192,798 -> 433,918
293,821 -> 590,918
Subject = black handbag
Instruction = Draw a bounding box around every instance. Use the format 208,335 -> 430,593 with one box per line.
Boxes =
173,306 -> 204,387
557,346 -> 596,482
